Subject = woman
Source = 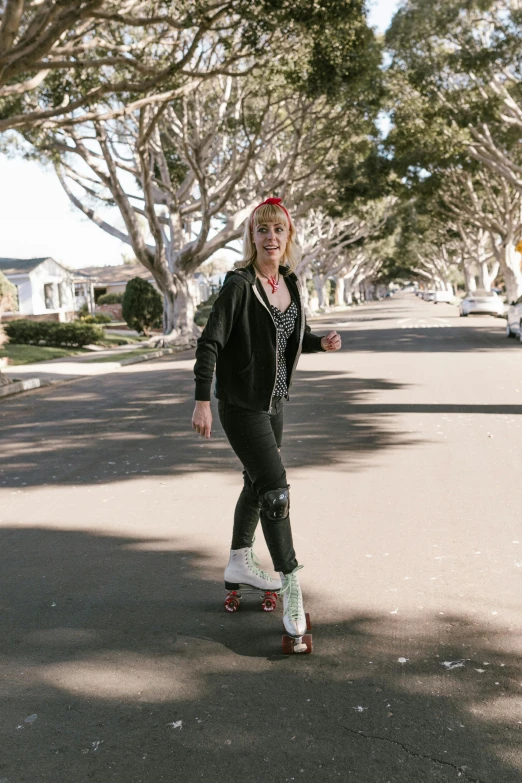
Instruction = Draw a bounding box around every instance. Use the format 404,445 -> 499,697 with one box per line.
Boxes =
192,197 -> 341,647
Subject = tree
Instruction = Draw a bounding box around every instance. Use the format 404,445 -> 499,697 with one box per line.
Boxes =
0,0 -> 374,134
121,276 -> 162,335
296,199 -> 395,310
41,64 -> 376,339
0,270 -> 16,386
385,0 -> 522,297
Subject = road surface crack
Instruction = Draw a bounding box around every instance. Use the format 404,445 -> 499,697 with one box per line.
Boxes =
337,725 -> 487,782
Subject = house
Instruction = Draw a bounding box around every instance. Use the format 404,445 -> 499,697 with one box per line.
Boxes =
0,257 -> 94,322
78,263 -> 212,305
77,263 -> 158,302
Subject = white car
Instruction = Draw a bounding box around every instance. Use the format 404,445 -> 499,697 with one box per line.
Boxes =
506,295 -> 522,339
434,290 -> 453,304
422,291 -> 436,302
459,290 -> 504,317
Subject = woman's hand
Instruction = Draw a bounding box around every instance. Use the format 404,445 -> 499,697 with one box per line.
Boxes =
192,401 -> 213,439
321,330 -> 342,352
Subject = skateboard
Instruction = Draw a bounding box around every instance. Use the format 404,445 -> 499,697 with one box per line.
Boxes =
224,583 -> 313,654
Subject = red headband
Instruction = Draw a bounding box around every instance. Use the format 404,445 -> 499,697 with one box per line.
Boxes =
250,197 -> 291,228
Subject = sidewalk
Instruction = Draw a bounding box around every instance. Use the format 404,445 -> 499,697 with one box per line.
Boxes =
2,342 -> 193,387
1,306 -> 357,393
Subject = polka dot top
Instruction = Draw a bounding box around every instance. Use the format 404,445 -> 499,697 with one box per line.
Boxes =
269,299 -> 298,398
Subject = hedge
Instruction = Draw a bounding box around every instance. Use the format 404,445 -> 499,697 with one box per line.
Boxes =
4,320 -> 104,347
97,292 -> 124,304
81,313 -> 112,324
194,291 -> 219,327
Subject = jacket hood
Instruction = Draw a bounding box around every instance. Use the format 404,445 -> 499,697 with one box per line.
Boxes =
225,264 -> 295,284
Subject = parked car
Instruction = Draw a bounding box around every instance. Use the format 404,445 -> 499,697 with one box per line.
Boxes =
434,290 -> 453,304
459,290 -> 504,317
506,295 -> 522,339
423,291 -> 436,302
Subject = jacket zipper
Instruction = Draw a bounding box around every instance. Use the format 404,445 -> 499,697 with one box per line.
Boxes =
252,284 -> 279,413
286,277 -> 306,399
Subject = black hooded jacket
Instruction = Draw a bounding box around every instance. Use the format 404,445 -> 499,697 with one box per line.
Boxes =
194,264 -> 324,412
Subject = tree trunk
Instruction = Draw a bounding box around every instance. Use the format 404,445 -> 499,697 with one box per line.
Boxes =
313,275 -> 328,309
501,244 -> 522,303
363,280 -> 373,301
173,275 -> 197,336
151,272 -> 201,347
477,262 -> 493,291
335,276 -> 345,306
463,264 -> 477,293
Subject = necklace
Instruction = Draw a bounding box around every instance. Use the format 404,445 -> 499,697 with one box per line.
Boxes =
256,267 -> 280,293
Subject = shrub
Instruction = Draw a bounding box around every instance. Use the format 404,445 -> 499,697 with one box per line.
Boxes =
97,292 -> 124,305
81,313 -> 112,324
194,291 -> 219,327
121,277 -> 163,334
0,271 -> 17,315
4,320 -> 104,347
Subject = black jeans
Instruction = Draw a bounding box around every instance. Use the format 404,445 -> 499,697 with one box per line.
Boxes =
218,398 -> 298,574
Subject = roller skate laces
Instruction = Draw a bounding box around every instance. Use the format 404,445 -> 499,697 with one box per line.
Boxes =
248,547 -> 273,582
279,565 -> 304,626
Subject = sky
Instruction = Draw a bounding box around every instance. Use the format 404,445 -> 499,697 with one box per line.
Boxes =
0,0 -> 402,271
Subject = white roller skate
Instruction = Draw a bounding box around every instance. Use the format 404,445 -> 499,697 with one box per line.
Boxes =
279,566 -> 312,654
224,546 -> 281,613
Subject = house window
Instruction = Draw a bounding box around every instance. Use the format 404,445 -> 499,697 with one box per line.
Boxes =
44,283 -> 56,309
58,282 -> 68,308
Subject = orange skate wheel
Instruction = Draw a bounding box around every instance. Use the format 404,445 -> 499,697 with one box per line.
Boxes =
302,634 -> 313,654
305,613 -> 312,631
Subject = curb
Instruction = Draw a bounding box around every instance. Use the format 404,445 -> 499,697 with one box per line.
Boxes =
0,378 -> 41,398
0,344 -> 194,402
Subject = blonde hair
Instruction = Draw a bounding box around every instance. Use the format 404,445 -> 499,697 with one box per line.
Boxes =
238,202 -> 301,273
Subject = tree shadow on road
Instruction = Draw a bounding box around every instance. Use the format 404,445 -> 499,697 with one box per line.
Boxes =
1,525 -> 522,782
0,367 -> 417,488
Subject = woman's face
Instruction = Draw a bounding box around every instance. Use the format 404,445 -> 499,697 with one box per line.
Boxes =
252,220 -> 289,267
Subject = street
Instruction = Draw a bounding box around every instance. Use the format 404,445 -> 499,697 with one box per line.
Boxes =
2,293 -> 522,782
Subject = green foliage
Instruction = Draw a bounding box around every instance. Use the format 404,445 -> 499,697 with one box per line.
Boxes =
0,271 -> 16,312
4,320 -> 104,347
0,273 -> 18,349
121,278 -> 163,334
81,313 -> 113,324
194,291 -> 219,327
97,292 -> 124,304
250,0 -> 381,103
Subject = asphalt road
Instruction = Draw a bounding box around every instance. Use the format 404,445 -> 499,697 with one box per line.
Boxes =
2,294 -> 522,783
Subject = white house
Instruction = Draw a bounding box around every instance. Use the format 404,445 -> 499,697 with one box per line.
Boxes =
0,257 -> 94,322
78,263 -> 212,305
77,262 -> 159,302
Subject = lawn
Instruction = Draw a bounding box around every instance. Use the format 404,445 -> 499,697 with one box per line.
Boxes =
98,333 -> 148,347
0,344 -> 86,365
84,348 -> 156,363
